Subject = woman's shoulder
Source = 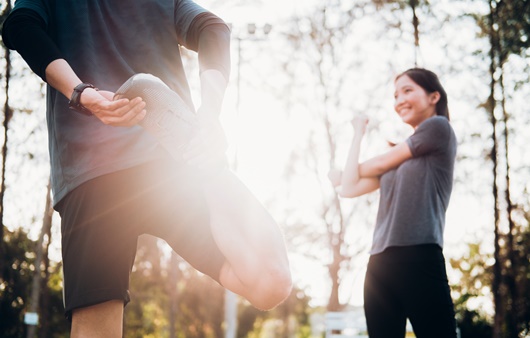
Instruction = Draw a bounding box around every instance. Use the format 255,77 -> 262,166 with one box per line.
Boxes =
411,116 -> 456,150
417,116 -> 453,135
422,115 -> 450,127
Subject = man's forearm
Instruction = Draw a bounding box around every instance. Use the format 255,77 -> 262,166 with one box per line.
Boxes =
199,69 -> 227,119
197,23 -> 231,82
45,59 -> 83,99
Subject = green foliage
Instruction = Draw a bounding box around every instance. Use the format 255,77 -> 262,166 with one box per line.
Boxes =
42,271 -> 71,338
125,237 -> 226,338
125,236 -> 170,337
475,0 -> 530,63
494,0 -> 530,59
450,243 -> 492,306
0,229 -> 34,337
0,228 -> 69,337
449,243 -> 494,336
457,309 -> 493,338
512,206 -> 530,334
124,237 -> 314,337
450,215 -> 530,338
237,305 -> 262,337
236,286 -> 312,338
172,272 -> 225,338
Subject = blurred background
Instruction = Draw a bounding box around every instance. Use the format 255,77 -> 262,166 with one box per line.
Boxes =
0,0 -> 529,337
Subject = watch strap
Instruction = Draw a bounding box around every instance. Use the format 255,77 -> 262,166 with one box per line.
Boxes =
68,83 -> 97,116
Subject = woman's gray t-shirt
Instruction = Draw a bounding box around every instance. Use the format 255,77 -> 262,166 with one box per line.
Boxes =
370,116 -> 457,255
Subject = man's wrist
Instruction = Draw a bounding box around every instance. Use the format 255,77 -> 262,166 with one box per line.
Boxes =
68,83 -> 98,116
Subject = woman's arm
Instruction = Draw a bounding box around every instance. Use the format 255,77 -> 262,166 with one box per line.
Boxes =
336,116 -> 414,198
338,116 -> 380,198
358,141 -> 413,178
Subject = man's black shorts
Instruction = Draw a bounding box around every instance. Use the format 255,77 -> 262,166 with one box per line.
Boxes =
56,159 -> 225,320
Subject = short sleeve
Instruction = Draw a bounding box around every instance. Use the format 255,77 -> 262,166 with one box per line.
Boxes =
406,116 -> 452,157
12,0 -> 50,25
173,0 -> 208,47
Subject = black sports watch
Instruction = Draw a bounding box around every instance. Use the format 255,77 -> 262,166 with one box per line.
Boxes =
68,83 -> 97,116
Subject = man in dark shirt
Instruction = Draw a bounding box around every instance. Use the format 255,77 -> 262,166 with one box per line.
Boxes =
2,1 -> 292,336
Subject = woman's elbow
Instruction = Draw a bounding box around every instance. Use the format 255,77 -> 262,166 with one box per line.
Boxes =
338,180 -> 378,198
338,187 -> 361,198
360,159 -> 387,177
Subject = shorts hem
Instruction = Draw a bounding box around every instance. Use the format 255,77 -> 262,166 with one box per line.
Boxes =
64,288 -> 130,321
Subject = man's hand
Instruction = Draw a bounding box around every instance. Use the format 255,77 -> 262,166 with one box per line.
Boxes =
43,59 -> 145,127
81,89 -> 146,127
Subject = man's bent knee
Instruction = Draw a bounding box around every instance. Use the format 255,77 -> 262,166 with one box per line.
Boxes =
251,265 -> 293,310
220,262 -> 293,311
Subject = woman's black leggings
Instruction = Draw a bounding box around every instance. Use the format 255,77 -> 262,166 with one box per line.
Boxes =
364,244 -> 457,338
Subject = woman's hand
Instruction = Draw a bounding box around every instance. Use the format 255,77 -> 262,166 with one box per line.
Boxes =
351,115 -> 369,136
327,168 -> 342,188
82,89 -> 146,127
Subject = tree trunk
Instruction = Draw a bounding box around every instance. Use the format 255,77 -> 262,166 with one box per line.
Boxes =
168,251 -> 179,338
327,241 -> 342,311
488,2 -> 504,337
410,0 -> 420,66
0,0 -> 13,281
499,63 -> 518,338
26,181 -> 54,338
40,199 -> 55,337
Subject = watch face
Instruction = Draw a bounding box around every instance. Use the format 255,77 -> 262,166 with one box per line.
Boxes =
69,83 -> 95,116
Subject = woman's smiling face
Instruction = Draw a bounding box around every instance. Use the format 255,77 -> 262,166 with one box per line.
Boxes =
394,74 -> 439,129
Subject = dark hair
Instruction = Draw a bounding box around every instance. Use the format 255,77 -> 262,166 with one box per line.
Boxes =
396,68 -> 450,120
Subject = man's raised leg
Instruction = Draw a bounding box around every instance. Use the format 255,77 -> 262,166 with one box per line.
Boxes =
205,169 -> 292,310
70,300 -> 123,338
114,73 -> 293,309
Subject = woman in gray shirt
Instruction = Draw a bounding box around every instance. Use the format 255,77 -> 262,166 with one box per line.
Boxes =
329,68 -> 457,338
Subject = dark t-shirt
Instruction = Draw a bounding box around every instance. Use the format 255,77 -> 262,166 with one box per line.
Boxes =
8,0 -> 211,205
371,116 -> 457,254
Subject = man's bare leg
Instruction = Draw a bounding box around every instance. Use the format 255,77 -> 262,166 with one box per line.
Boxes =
204,169 -> 292,310
114,74 -> 292,309
70,300 -> 123,338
